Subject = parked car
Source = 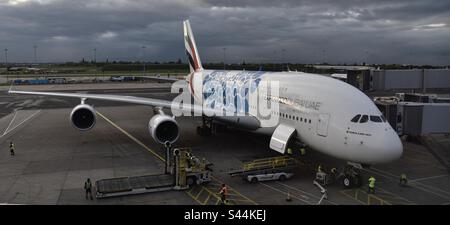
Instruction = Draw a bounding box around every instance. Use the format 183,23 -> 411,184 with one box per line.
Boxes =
247,172 -> 294,183
110,76 -> 124,82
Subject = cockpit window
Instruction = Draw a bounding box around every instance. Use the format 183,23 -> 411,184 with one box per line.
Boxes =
360,115 -> 368,123
370,115 -> 382,123
351,114 -> 361,123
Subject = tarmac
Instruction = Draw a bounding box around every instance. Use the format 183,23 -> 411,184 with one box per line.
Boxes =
0,82 -> 449,205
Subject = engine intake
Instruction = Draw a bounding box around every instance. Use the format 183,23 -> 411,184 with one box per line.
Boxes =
148,113 -> 179,144
70,104 -> 96,131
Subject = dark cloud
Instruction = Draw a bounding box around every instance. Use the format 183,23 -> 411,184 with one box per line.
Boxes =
0,0 -> 449,65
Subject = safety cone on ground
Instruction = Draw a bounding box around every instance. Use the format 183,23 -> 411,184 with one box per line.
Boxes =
286,191 -> 292,202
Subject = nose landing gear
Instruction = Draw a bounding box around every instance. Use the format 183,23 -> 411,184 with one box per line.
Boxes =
314,163 -> 362,189
340,164 -> 362,189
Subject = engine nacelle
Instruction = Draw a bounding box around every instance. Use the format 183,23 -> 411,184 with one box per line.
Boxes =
148,114 -> 180,144
70,104 -> 96,131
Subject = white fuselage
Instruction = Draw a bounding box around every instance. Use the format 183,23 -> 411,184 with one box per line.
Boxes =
188,69 -> 403,165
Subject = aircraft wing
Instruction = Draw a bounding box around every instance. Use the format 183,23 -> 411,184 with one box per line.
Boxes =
9,89 -> 173,108
8,89 -> 253,119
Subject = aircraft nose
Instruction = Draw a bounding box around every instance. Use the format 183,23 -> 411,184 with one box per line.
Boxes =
378,129 -> 403,163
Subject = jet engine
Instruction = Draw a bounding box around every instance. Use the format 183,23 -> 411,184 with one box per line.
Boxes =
148,109 -> 180,145
70,104 -> 96,131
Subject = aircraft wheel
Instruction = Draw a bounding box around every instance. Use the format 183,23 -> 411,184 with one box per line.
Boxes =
342,176 -> 353,189
187,176 -> 196,186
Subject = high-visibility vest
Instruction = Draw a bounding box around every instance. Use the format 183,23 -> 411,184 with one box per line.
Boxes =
287,148 -> 292,154
85,181 -> 92,189
10,144 -> 14,149
300,148 -> 306,155
368,177 -> 376,188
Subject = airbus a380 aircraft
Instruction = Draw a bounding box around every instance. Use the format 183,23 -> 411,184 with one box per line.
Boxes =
9,20 -> 402,186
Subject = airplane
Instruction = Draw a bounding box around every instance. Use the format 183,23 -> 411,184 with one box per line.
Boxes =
9,20 -> 403,188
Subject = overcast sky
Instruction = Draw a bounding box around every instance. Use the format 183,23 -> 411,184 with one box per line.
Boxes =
0,0 -> 449,65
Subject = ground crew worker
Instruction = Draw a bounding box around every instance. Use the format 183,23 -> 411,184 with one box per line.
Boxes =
84,178 -> 94,200
287,148 -> 292,155
368,176 -> 376,194
399,173 -> 408,186
9,141 -> 15,156
219,183 -> 228,205
299,147 -> 306,156
317,165 -> 322,173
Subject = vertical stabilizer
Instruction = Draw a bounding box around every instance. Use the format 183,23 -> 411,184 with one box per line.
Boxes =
184,20 -> 203,73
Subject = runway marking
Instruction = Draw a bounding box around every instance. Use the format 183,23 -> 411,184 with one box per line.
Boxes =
2,110 -> 17,136
96,111 -> 165,162
371,167 -> 450,197
96,110 -> 257,205
365,167 -> 450,200
410,174 -> 450,183
0,110 -> 41,138
258,182 -> 313,205
340,187 -> 414,205
275,181 -> 339,205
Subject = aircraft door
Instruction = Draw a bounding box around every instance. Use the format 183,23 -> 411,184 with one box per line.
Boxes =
316,113 -> 330,137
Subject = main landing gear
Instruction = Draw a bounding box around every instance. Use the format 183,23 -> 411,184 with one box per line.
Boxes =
196,116 -> 213,136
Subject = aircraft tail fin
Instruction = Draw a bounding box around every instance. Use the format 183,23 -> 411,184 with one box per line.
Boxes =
183,20 -> 203,73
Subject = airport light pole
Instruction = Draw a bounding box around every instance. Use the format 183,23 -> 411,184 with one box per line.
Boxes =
223,47 -> 226,70
93,48 -> 97,81
33,45 -> 37,64
322,49 -> 325,64
93,48 -> 97,63
142,46 -> 146,76
4,48 -> 8,83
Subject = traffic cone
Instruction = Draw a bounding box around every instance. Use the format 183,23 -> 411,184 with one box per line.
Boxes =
286,191 -> 292,202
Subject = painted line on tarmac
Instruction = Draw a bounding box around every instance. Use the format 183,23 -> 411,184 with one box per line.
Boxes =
2,110 -> 17,136
259,182 -> 314,205
275,181 -> 339,205
367,167 -> 450,200
372,167 -> 450,197
409,174 -> 450,183
96,111 -> 165,162
0,110 -> 41,138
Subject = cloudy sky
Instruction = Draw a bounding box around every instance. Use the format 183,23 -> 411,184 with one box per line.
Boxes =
0,0 -> 449,65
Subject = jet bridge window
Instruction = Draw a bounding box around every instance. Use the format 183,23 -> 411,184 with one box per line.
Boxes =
351,114 -> 361,123
370,115 -> 382,123
359,115 -> 368,123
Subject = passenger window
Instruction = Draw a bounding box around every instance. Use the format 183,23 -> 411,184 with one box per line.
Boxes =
370,115 -> 382,123
360,115 -> 368,123
309,119 -> 311,123
351,114 -> 361,123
